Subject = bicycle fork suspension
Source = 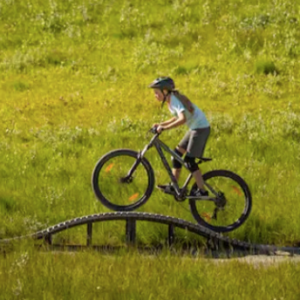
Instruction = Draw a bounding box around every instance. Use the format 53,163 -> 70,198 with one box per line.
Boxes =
121,145 -> 150,183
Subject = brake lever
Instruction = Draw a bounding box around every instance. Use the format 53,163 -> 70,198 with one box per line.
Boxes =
146,126 -> 164,141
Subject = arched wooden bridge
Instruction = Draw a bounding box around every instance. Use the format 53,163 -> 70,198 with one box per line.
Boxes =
1,212 -> 299,258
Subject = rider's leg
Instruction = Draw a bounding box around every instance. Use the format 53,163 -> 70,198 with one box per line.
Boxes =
157,146 -> 186,193
184,155 -> 208,195
172,146 -> 186,181
192,169 -> 205,189
172,130 -> 191,182
184,127 -> 211,195
175,145 -> 204,189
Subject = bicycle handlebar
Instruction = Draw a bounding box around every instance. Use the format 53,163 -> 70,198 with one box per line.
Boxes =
149,126 -> 164,135
150,126 -> 158,134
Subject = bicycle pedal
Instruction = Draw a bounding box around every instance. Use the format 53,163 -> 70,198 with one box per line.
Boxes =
164,190 -> 176,195
156,185 -> 176,195
162,189 -> 176,195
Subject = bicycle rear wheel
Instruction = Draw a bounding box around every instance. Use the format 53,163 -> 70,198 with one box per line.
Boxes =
189,170 -> 252,232
92,149 -> 155,211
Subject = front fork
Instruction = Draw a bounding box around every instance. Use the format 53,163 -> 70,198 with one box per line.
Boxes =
121,140 -> 154,183
120,154 -> 142,183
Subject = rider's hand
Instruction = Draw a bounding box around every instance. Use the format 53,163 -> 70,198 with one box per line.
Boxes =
152,123 -> 159,128
157,125 -> 165,133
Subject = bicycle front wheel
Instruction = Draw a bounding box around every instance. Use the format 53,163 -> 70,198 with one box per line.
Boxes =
189,170 -> 252,232
92,149 -> 155,211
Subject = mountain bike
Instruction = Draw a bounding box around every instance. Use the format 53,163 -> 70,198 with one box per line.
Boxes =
92,127 -> 252,232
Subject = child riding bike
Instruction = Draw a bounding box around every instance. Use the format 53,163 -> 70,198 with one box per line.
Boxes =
149,77 -> 210,197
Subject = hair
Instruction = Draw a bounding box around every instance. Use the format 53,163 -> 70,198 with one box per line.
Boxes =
171,90 -> 195,114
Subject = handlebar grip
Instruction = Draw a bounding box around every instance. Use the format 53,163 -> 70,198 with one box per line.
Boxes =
150,126 -> 164,135
150,126 -> 158,134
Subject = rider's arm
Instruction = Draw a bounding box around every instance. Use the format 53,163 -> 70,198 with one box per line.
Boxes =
159,117 -> 177,126
163,112 -> 186,130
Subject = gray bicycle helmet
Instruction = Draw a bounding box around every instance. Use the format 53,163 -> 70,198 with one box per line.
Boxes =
148,77 -> 175,91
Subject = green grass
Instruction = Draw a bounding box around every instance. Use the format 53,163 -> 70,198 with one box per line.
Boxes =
0,0 -> 300,297
1,244 -> 300,300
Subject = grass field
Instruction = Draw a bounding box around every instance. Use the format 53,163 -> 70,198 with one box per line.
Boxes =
1,244 -> 300,300
1,0 -> 300,298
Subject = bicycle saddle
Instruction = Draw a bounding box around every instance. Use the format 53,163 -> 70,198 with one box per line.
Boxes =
197,157 -> 212,163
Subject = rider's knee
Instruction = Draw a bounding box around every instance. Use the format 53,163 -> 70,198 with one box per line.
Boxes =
172,148 -> 184,169
176,146 -> 186,155
184,155 -> 199,173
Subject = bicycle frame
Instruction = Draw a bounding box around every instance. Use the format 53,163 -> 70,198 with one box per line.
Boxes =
153,138 -> 192,198
126,132 -> 215,200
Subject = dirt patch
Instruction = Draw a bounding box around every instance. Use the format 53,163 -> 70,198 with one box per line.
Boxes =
215,254 -> 300,267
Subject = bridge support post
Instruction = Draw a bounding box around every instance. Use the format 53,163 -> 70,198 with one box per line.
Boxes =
206,237 -> 219,258
87,222 -> 93,247
126,219 -> 136,244
45,234 -> 52,245
168,224 -> 175,246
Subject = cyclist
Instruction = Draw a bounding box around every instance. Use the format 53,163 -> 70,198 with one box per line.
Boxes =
149,77 -> 210,196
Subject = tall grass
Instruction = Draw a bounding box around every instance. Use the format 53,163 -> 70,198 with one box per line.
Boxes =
1,244 -> 300,300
